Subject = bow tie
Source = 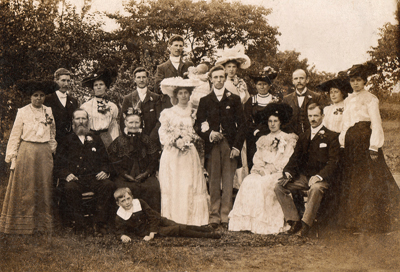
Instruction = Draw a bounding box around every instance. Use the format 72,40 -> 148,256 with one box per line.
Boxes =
127,132 -> 140,137
296,92 -> 306,97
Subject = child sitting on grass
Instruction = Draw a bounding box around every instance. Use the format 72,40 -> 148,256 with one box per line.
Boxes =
114,188 -> 221,243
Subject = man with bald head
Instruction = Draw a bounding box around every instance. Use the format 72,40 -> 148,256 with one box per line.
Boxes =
283,69 -> 323,135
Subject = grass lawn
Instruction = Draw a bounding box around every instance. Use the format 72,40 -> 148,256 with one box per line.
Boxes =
1,104 -> 400,271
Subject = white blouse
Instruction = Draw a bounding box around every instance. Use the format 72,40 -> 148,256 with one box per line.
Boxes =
323,101 -> 344,133
5,104 -> 57,162
338,90 -> 384,151
81,98 -> 119,141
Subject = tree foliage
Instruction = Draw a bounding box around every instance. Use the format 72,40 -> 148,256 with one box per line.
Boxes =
368,21 -> 400,98
110,0 -> 280,67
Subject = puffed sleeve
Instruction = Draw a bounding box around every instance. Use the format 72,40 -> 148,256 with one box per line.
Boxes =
108,102 -> 120,141
367,96 -> 384,151
47,107 -> 57,153
5,109 -> 24,163
273,133 -> 298,171
250,136 -> 268,174
158,108 -> 174,147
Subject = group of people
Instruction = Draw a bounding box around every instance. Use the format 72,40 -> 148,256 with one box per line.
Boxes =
1,34 -> 400,242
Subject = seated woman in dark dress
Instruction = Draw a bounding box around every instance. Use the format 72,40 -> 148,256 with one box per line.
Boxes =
108,107 -> 161,212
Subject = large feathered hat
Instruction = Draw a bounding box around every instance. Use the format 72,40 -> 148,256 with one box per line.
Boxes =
16,80 -> 59,96
345,61 -> 377,81
255,102 -> 293,126
317,71 -> 353,94
82,68 -> 118,89
215,44 -> 251,70
250,66 -> 278,85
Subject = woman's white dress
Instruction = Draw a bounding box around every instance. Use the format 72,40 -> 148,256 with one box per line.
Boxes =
158,105 -> 209,226
228,131 -> 298,234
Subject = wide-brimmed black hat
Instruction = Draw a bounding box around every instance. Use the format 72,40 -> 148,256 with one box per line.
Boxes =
82,68 -> 117,89
16,80 -> 59,96
255,102 -> 293,126
317,72 -> 353,94
250,66 -> 278,85
346,61 -> 377,81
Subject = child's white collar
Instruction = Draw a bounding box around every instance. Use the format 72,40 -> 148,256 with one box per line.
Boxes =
117,199 -> 142,220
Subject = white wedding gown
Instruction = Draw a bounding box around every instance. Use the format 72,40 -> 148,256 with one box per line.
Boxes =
158,105 -> 209,226
228,131 -> 298,234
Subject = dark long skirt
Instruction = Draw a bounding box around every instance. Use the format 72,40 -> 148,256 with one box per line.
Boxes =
0,141 -> 53,234
337,122 -> 400,232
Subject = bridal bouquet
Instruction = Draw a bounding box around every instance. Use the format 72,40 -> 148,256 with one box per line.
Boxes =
170,123 -> 199,152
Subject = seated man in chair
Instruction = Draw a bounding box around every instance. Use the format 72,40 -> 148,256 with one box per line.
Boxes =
274,103 -> 340,237
56,108 -> 115,236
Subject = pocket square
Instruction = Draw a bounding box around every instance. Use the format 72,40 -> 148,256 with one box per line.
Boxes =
226,106 -> 231,109
319,143 -> 327,148
150,109 -> 154,112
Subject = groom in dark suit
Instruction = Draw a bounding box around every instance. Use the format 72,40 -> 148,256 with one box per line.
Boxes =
195,65 -> 246,229
274,103 -> 340,237
283,69 -> 323,135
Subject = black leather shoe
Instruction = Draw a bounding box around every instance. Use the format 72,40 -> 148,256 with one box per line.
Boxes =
221,223 -> 229,230
209,223 -> 219,229
284,220 -> 302,235
296,221 -> 310,237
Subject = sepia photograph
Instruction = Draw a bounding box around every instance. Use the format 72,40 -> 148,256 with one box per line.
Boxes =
1,0 -> 400,270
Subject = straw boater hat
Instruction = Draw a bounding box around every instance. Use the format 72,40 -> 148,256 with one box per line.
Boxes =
215,44 -> 251,70
250,66 -> 278,85
17,80 -> 59,96
317,71 -> 353,95
160,77 -> 200,98
255,102 -> 293,126
82,68 -> 118,89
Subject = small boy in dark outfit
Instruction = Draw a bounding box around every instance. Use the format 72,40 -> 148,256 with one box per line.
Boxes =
114,188 -> 221,242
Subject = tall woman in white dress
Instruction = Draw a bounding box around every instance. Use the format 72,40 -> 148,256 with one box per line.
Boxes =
0,80 -> 58,234
318,73 -> 352,133
229,103 -> 298,234
158,77 -> 209,226
81,68 -> 119,148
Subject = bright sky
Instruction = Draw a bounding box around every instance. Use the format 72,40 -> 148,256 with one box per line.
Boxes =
67,0 -> 397,73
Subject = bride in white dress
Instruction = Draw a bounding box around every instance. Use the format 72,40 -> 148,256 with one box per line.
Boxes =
229,103 -> 297,234
158,77 -> 209,226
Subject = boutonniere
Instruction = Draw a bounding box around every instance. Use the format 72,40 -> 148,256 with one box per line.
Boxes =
43,109 -> 53,125
333,107 -> 344,115
226,106 -> 231,109
318,130 -> 326,139
150,96 -> 153,101
92,147 -> 96,152
226,92 -> 231,97
307,95 -> 312,99
85,135 -> 94,143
